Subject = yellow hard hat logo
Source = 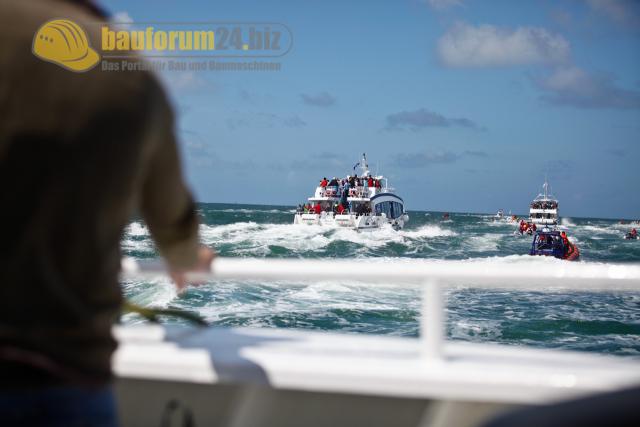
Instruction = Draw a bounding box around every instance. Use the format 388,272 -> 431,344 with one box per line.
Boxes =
33,19 -> 100,72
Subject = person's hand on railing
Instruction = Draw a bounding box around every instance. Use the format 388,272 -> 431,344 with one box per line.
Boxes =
169,245 -> 216,291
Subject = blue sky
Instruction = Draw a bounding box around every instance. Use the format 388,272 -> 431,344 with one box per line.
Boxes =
100,0 -> 640,219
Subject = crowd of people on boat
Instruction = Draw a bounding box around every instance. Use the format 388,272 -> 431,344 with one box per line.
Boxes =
530,201 -> 558,210
319,175 -> 382,198
296,202 -> 372,216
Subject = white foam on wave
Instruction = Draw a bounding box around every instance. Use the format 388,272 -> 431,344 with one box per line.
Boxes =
121,221 -> 155,253
190,278 -> 419,325
579,225 -> 618,234
197,222 -> 456,254
125,221 -> 149,236
120,238 -> 155,253
200,222 -> 332,252
401,225 -> 457,239
330,224 -> 456,247
122,277 -> 177,309
464,233 -> 502,252
484,219 -> 517,228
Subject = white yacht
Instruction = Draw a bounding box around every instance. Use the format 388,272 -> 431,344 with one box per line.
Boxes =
294,153 -> 408,230
529,180 -> 559,226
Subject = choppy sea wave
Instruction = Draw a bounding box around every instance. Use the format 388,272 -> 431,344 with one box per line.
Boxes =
121,203 -> 640,356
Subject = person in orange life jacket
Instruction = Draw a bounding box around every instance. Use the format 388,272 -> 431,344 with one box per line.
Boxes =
320,177 -> 328,188
560,231 -> 572,255
314,203 -> 322,214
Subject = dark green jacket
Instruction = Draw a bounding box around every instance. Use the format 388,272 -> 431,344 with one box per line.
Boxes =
0,0 -> 200,384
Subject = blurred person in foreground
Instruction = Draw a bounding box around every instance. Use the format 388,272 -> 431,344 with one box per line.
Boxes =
0,0 -> 215,425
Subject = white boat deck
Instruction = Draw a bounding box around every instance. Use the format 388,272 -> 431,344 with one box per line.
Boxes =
114,324 -> 640,405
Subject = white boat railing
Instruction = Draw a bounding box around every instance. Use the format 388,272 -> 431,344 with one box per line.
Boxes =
120,258 -> 640,362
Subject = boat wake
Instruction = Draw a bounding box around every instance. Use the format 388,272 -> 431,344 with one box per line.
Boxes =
196,222 -> 456,256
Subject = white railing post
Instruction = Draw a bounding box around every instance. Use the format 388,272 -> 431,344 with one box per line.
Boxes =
421,279 -> 444,361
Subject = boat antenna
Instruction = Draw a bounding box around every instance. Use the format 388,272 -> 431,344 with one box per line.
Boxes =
360,152 -> 369,177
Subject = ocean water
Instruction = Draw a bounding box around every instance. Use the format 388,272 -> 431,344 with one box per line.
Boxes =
121,203 -> 640,356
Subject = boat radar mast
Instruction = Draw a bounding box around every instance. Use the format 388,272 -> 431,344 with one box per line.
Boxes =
360,153 -> 370,177
542,177 -> 549,199
538,176 -> 555,201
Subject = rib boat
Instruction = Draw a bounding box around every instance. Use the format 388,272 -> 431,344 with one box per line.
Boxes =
529,229 -> 580,261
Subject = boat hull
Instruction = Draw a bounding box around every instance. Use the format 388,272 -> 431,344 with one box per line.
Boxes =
293,212 -> 408,230
564,244 -> 580,261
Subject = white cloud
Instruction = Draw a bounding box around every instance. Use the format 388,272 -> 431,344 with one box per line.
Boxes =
384,108 -> 483,131
437,22 -> 570,67
111,11 -> 133,24
110,11 -> 134,31
534,66 -> 640,109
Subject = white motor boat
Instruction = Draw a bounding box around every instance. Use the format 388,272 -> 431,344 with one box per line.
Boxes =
294,153 -> 409,230
529,180 -> 559,226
